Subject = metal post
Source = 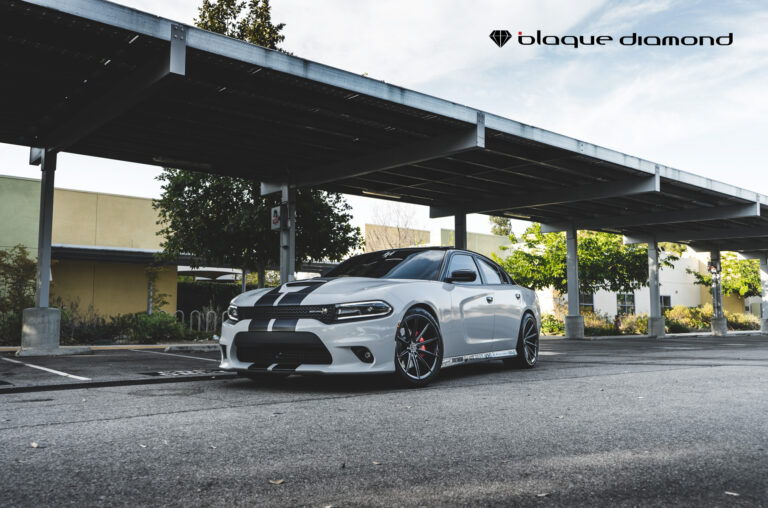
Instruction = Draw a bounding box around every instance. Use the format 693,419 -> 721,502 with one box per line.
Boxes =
241,268 -> 248,293
565,226 -> 584,339
647,238 -> 665,338
760,253 -> 768,335
35,151 -> 56,307
710,249 -> 727,336
454,213 -> 467,250
19,149 -> 85,356
279,184 -> 296,284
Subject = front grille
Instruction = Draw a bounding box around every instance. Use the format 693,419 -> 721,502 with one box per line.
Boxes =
233,331 -> 332,367
237,305 -> 337,324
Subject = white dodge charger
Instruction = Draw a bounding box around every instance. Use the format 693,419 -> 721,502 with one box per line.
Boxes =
219,247 -> 541,387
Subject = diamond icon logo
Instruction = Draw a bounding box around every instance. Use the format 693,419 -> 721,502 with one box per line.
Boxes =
490,30 -> 512,48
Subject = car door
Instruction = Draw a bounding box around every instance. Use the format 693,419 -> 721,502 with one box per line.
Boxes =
475,256 -> 524,350
444,253 -> 495,354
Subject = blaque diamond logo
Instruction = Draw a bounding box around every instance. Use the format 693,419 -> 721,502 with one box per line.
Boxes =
489,30 -> 512,48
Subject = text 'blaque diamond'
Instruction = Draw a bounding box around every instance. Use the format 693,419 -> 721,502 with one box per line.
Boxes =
490,30 -> 512,47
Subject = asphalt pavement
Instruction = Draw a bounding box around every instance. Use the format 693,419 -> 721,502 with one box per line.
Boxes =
1,335 -> 767,507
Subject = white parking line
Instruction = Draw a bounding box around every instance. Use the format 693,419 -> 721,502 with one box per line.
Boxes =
1,357 -> 91,381
130,349 -> 219,362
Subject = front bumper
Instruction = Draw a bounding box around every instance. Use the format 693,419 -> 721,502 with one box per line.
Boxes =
218,313 -> 399,374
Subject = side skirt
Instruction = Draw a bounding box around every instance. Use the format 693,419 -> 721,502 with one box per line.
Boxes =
441,349 -> 517,368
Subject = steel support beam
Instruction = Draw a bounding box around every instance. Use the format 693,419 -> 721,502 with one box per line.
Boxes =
647,237 -> 665,338
542,202 -> 760,233
565,226 -> 584,339
454,213 -> 467,250
289,113 -> 485,188
710,249 -> 727,336
430,173 -> 659,218
652,226 -> 768,243
34,150 -> 56,307
689,239 -> 768,253
279,184 -> 296,284
34,24 -> 186,153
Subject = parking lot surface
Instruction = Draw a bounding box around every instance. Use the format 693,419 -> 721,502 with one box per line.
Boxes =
1,335 -> 767,507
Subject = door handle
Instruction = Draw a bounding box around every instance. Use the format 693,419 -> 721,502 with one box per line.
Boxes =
486,296 -> 494,303
515,293 -> 521,300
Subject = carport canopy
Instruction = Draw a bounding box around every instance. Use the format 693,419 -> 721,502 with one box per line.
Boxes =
2,0 -> 767,347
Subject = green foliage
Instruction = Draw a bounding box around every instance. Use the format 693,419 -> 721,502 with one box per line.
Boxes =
0,245 -> 37,345
196,0 -> 285,49
154,170 -> 362,273
489,216 -> 512,237
493,223 -> 677,294
146,267 -> 171,312
540,313 -> 564,335
58,298 -> 211,345
663,304 -> 760,332
686,252 -> 761,297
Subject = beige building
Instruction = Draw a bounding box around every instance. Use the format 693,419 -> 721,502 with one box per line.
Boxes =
0,175 -> 177,317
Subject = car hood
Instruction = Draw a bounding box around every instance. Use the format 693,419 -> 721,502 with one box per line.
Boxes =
232,277 -> 425,306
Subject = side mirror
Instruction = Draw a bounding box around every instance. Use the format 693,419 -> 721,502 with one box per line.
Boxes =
447,269 -> 477,283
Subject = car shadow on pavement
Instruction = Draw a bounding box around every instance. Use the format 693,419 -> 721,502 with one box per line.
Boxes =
231,360 -> 515,394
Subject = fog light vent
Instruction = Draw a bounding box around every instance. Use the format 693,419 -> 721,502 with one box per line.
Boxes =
351,346 -> 374,364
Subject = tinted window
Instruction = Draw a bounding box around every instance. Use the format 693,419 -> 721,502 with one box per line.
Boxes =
324,249 -> 446,280
477,257 -> 503,284
446,254 -> 481,285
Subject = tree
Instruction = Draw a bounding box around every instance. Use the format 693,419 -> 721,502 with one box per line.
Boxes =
195,0 -> 285,49
489,216 -> 512,237
687,252 -> 761,297
154,1 -> 362,286
365,203 -> 426,251
492,223 -> 677,294
155,170 -> 361,285
0,245 -> 36,345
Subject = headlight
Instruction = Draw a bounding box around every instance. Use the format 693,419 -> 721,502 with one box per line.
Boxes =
227,304 -> 239,321
335,301 -> 392,321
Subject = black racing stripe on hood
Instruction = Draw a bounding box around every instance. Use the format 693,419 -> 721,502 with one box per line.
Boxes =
277,279 -> 328,306
247,319 -> 270,332
271,318 -> 299,332
255,286 -> 282,306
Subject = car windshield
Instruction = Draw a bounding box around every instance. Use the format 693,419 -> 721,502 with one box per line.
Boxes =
324,249 -> 446,280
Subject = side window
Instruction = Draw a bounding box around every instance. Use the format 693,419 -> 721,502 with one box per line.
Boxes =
476,257 -> 503,284
446,254 -> 481,285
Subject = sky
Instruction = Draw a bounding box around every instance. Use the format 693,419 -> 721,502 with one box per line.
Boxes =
1,0 -> 766,236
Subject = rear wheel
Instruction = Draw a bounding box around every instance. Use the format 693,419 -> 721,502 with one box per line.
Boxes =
394,307 -> 443,387
504,313 -> 539,369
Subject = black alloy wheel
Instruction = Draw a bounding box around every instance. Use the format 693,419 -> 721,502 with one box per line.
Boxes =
394,307 -> 443,387
505,313 -> 539,369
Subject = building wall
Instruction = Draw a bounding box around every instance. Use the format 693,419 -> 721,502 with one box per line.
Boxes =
0,176 -> 40,253
51,261 -> 177,316
0,174 -> 176,313
52,188 -> 163,249
438,228 -> 512,258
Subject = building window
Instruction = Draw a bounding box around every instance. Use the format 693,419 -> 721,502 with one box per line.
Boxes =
579,293 -> 594,314
660,295 -> 672,312
617,293 -> 635,315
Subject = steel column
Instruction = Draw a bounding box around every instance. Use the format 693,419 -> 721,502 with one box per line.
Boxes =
241,268 -> 248,293
710,249 -> 727,336
647,238 -> 665,338
565,226 -> 584,339
280,185 -> 296,284
454,213 -> 467,250
760,253 -> 768,334
35,151 -> 56,307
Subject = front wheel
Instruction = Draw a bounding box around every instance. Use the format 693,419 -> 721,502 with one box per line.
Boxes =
394,307 -> 443,387
504,313 -> 539,369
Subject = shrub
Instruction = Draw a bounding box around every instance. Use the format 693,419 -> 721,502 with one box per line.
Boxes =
541,313 -> 564,335
583,312 -> 615,336
0,245 -> 37,346
619,313 -> 648,335
725,311 -> 760,331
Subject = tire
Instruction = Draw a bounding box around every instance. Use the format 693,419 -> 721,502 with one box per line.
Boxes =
394,307 -> 443,387
504,313 -> 539,369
